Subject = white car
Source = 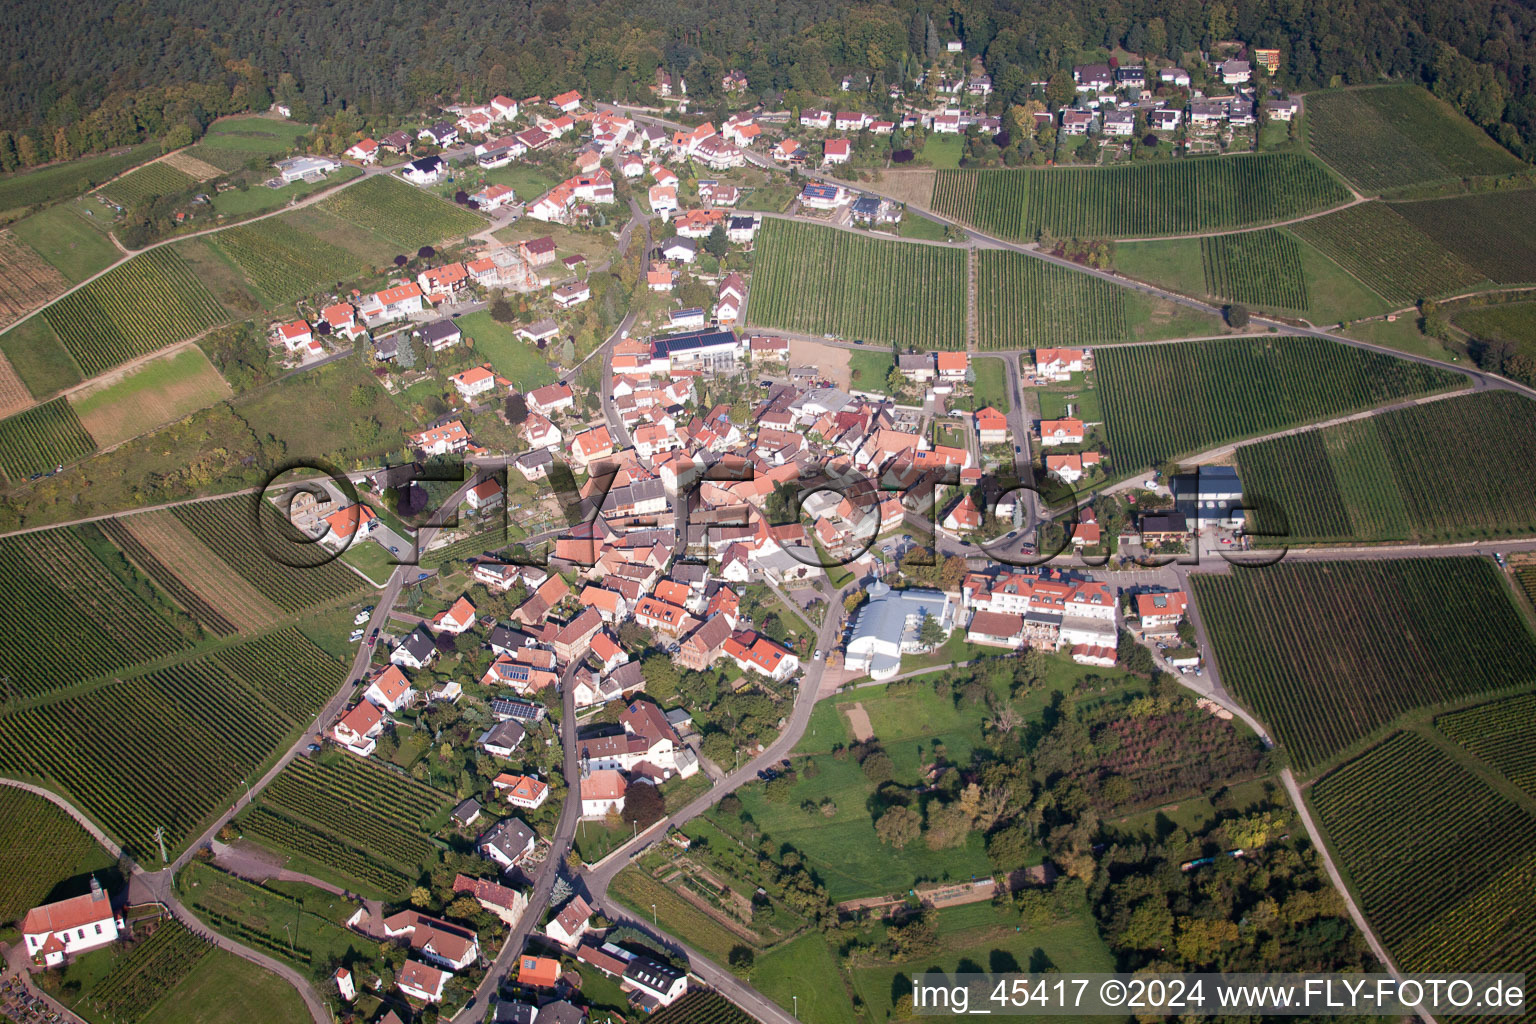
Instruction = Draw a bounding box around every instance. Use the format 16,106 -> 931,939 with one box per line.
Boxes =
353,607 -> 374,625
813,649 -> 823,660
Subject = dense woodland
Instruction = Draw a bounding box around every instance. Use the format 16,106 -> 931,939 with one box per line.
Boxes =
0,0 -> 1532,172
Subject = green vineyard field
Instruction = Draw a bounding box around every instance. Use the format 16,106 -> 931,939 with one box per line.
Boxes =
0,787 -> 115,922
0,396 -> 97,481
975,250 -> 1125,348
748,218 -> 965,348
0,527 -> 191,698
211,218 -> 367,304
0,145 -> 158,214
0,631 -> 343,853
649,991 -> 757,1024
41,247 -> 228,376
1095,336 -> 1462,472
931,154 -> 1350,239
1436,693 -> 1536,801
1193,558 -> 1536,772
240,805 -> 413,894
1199,229 -> 1308,310
1239,391 -> 1536,545
318,175 -> 485,251
1311,731 -> 1536,1002
99,162 -> 197,208
88,920 -> 212,1024
1391,191 -> 1536,286
172,495 -> 368,612
1306,85 -> 1527,194
257,755 -> 449,877
1290,202 -> 1484,305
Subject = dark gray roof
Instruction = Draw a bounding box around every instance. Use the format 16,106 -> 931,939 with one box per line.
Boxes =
623,955 -> 685,992
480,719 -> 527,750
479,817 -> 536,857
537,1001 -> 587,1024
488,624 -> 535,654
516,448 -> 555,469
495,1002 -> 538,1024
453,798 -> 482,823
649,328 -> 736,358
399,626 -> 437,662
410,155 -> 444,173
422,320 -> 461,343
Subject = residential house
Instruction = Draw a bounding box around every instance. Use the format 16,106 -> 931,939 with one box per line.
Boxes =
494,774 -> 550,810
345,139 -> 379,163
526,383 -> 575,416
1035,347 -> 1084,381
410,419 -> 473,456
451,363 -> 500,401
398,961 -> 449,1004
545,897 -> 593,948
402,156 -> 446,185
434,595 -> 479,635
624,957 -> 688,1007
1039,418 -> 1085,446
466,477 -> 504,511
1218,59 -> 1252,84
359,282 -> 424,324
823,139 -> 851,165
479,817 -> 537,869
364,665 -> 416,713
391,625 -> 439,670
332,701 -> 384,756
452,875 -> 527,926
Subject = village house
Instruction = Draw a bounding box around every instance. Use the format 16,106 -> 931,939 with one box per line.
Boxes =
410,419 -> 473,456
332,700 -> 384,756
1039,418 -> 1085,446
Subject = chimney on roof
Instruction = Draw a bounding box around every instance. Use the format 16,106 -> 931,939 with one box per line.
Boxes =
89,876 -> 104,901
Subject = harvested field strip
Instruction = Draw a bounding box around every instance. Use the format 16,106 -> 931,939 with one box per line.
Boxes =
69,346 -> 230,448
171,495 -> 366,613
0,229 -> 69,330
116,508 -> 286,629
0,351 -> 31,418
97,517 -> 237,634
160,152 -> 225,181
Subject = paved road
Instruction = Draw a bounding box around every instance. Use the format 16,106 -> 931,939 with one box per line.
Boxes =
451,671 -> 582,1024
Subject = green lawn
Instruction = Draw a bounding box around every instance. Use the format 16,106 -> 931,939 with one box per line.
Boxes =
10,202 -> 122,282
340,538 -> 395,584
971,356 -> 1011,412
848,899 -> 1117,1023
751,932 -> 859,1024
921,135 -> 966,169
69,346 -> 230,447
1036,379 -> 1100,423
1453,302 -> 1536,360
1289,228 -> 1395,323
1343,316 -> 1465,362
454,311 -> 559,391
849,349 -> 895,391
1113,237 -> 1206,297
211,166 -> 361,218
481,163 -> 563,199
897,215 -> 950,241
0,315 -> 79,397
198,116 -> 314,154
141,945 -> 312,1024
575,816 -> 636,864
738,184 -> 798,213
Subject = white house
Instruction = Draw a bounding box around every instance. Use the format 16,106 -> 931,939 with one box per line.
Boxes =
623,957 -> 689,1007
332,701 -> 384,757
1039,418 -> 1085,446
450,364 -> 499,401
402,156 -> 446,185
391,626 -> 439,670
1035,347 -> 1085,381
544,896 -> 593,948
345,139 -> 379,164
398,961 -> 449,1004
364,664 -> 416,713
1218,59 -> 1252,84
23,879 -> 120,967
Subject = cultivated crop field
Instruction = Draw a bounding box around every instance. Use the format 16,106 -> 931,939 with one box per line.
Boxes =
976,250 -> 1125,347
1199,229 -> 1308,310
0,229 -> 69,329
1311,731 -> 1536,995
240,806 -> 415,895
1437,693 -> 1536,801
1306,85 -> 1527,194
69,346 -> 230,448
1193,558 -> 1536,772
649,992 -> 756,1024
748,218 -> 965,348
1238,391 -> 1536,544
211,219 -> 366,304
0,527 -> 190,697
99,161 -> 197,207
172,495 -> 368,612
1391,191 -> 1536,285
0,787 -> 115,922
87,920 -> 212,1024
0,632 -> 342,853
112,509 -> 287,630
212,628 -> 346,721
1095,337 -> 1462,472
319,175 -> 485,251
0,144 -> 157,215
42,247 -> 228,376
1290,202 -> 1484,305
252,754 -> 449,892
0,396 -> 97,481
931,154 -> 1350,239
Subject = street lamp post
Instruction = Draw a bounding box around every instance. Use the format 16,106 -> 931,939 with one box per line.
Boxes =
793,995 -> 799,1019
651,903 -> 657,926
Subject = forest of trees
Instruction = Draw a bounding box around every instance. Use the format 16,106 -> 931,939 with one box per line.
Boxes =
0,0 -> 1533,172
